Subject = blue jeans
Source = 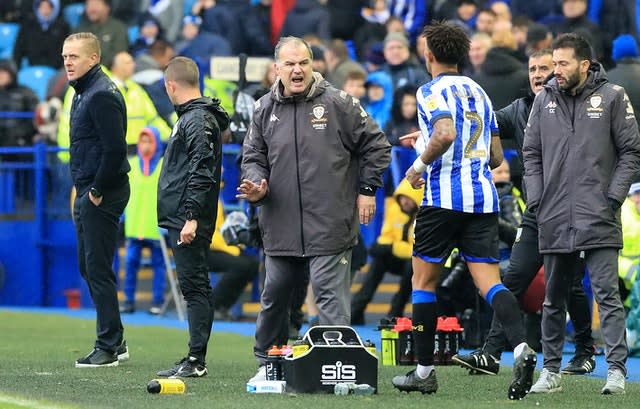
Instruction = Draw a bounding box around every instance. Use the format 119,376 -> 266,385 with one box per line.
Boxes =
124,238 -> 165,305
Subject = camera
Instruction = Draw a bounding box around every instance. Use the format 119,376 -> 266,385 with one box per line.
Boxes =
220,210 -> 262,248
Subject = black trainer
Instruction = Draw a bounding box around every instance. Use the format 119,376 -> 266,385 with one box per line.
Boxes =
117,340 -> 129,362
452,350 -> 499,375
392,369 -> 438,394
561,354 -> 595,375
157,357 -> 208,378
75,348 -> 118,368
508,345 -> 537,400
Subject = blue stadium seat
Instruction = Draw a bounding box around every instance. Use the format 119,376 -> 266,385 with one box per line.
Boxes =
128,26 -> 139,44
17,66 -> 57,101
0,23 -> 20,60
63,3 -> 85,29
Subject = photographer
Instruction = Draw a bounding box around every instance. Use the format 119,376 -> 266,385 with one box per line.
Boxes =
210,202 -> 260,320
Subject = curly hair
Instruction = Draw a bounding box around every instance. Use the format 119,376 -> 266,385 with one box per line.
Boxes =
421,21 -> 470,66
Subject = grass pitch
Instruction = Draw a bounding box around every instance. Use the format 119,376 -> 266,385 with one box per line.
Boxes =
0,310 -> 638,409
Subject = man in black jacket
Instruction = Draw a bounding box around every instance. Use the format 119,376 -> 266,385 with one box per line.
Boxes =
453,49 -> 596,377
156,56 -> 230,378
63,32 -> 131,368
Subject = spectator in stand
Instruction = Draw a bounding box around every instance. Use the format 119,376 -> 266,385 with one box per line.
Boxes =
140,0 -> 184,43
607,34 -> 640,127
0,0 -> 33,22
175,15 -> 232,64
351,179 -> 423,325
129,12 -> 164,58
326,0 -> 365,40
132,39 -> 176,127
76,0 -> 129,71
465,32 -> 492,76
0,59 -> 39,148
548,0 -> 607,66
384,84 -> 418,146
120,127 -> 166,315
13,0 -> 70,70
191,0 -> 244,55
249,60 -> 277,100
280,0 -> 331,41
243,0 -> 274,56
455,0 -> 479,33
207,200 -> 260,321
387,0 -> 428,47
475,8 -> 497,35
310,45 -> 327,77
526,23 -> 553,56
342,69 -> 366,99
490,1 -> 512,23
510,0 -> 562,23
109,51 -> 172,150
381,32 -> 429,90
512,16 -> 531,52
473,28 -> 529,110
324,39 -> 367,90
362,70 -> 393,131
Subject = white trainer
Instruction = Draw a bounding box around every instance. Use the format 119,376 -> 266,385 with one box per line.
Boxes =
530,368 -> 562,393
601,369 -> 625,395
248,366 -> 267,383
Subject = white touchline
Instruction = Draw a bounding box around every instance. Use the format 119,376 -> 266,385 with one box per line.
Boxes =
0,394 -> 75,409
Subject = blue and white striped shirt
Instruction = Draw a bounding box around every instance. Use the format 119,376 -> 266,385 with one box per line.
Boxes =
416,74 -> 499,214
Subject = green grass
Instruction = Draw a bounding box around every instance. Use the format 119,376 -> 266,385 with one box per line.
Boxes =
0,311 -> 638,409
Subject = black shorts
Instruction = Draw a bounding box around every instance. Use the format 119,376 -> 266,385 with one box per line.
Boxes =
413,206 -> 499,263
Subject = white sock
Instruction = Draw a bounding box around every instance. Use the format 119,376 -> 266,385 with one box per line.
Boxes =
513,342 -> 527,359
416,364 -> 434,379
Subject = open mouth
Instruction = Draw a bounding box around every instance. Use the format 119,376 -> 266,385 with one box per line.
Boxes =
291,77 -> 304,85
534,80 -> 543,88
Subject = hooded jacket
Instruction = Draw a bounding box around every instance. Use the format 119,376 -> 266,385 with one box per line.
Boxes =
473,47 -> 529,110
125,127 -> 163,240
0,59 -> 38,148
377,179 -> 423,259
13,0 -> 70,69
157,97 -> 230,243
523,63 -> 640,253
363,70 -> 393,130
242,72 -> 391,257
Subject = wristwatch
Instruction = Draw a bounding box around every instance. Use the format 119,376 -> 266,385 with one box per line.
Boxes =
185,210 -> 195,221
89,187 -> 102,198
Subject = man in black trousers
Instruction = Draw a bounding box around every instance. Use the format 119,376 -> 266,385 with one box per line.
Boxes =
63,32 -> 131,367
156,56 -> 229,378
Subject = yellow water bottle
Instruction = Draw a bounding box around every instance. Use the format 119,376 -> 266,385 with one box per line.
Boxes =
292,337 -> 310,358
147,378 -> 186,394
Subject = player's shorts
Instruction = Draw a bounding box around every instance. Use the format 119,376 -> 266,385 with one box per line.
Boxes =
413,206 -> 499,263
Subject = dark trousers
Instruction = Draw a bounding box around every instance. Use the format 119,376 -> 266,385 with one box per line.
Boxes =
351,248 -> 412,322
73,182 -> 130,353
168,229 -> 215,363
207,249 -> 260,310
483,209 -> 593,358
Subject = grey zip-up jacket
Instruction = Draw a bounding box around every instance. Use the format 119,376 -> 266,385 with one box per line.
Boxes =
523,63 -> 640,253
242,72 -> 391,257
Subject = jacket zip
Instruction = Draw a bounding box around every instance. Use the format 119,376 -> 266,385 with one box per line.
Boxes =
293,102 -> 306,255
568,96 -> 576,250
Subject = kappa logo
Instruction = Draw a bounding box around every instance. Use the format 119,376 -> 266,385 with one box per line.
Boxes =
270,113 -> 279,122
339,257 -> 348,265
545,101 -> 557,113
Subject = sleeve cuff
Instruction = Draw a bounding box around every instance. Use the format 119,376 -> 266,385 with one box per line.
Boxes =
359,185 -> 377,196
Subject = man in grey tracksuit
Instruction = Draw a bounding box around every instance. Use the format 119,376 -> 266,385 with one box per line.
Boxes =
523,33 -> 640,395
239,37 -> 391,379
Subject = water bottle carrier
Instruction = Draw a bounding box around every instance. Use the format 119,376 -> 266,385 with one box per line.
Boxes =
282,325 -> 378,394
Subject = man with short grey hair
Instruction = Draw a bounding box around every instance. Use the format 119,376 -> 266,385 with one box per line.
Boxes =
240,36 -> 391,383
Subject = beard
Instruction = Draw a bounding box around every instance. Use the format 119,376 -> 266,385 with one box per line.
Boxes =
558,69 -> 582,91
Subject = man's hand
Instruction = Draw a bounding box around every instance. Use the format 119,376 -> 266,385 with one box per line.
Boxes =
399,130 -> 421,148
179,219 -> 198,245
236,178 -> 268,202
357,194 -> 376,225
88,191 -> 103,206
405,166 -> 425,189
